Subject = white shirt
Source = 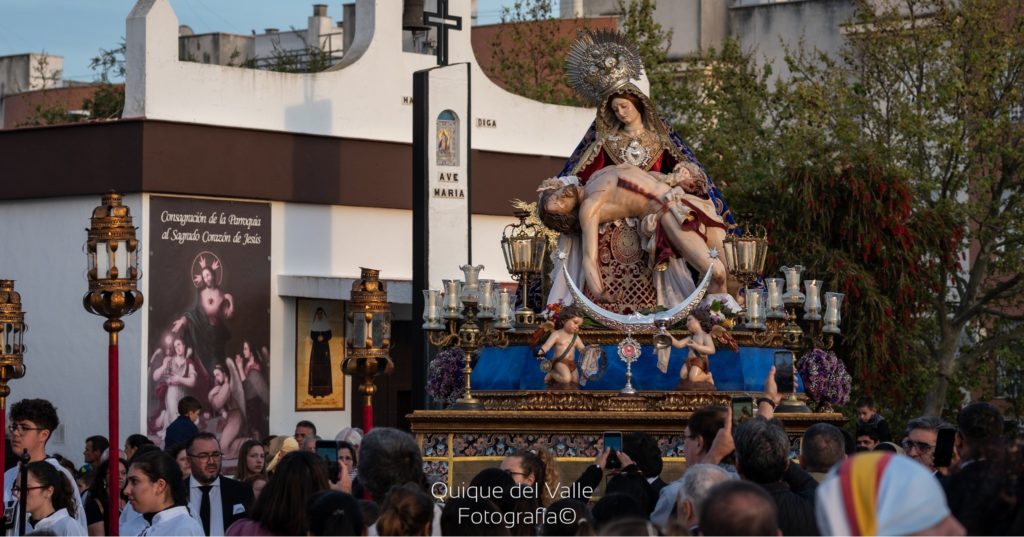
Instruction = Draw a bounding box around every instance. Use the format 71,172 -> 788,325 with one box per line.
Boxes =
120,503 -> 148,537
32,507 -> 87,536
139,505 -> 205,536
188,475 -> 224,536
3,457 -> 88,535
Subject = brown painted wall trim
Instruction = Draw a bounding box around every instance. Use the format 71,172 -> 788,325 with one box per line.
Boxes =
0,119 -> 566,215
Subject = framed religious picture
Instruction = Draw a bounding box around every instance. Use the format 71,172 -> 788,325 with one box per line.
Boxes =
295,299 -> 346,410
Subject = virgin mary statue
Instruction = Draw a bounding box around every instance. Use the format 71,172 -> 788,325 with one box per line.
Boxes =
543,30 -> 736,313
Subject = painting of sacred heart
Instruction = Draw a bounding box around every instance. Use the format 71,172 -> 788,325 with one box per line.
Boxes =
295,299 -> 346,411
436,110 -> 459,167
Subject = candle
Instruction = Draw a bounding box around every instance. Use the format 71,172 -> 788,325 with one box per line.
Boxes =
477,280 -> 495,318
746,288 -> 765,329
823,292 -> 845,333
497,289 -> 511,321
804,279 -> 822,320
422,289 -> 439,325
766,278 -> 785,317
780,265 -> 805,303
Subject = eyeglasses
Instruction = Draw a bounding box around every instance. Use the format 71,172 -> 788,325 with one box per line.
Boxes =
8,423 -> 44,434
188,452 -> 223,461
901,440 -> 935,453
503,470 -> 527,477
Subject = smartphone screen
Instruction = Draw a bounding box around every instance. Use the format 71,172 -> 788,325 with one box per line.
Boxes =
731,395 -> 754,426
774,351 -> 795,393
933,428 -> 956,468
603,432 -> 623,469
315,440 -> 338,463
603,432 -> 622,452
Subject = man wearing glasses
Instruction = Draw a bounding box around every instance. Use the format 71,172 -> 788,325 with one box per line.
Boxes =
2,398 -> 87,534
901,416 -> 951,474
185,432 -> 254,536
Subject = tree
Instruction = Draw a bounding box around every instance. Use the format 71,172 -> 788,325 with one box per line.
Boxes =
837,0 -> 1024,415
85,40 -> 127,120
488,0 -> 580,105
618,0 -> 672,107
660,0 -> 1023,419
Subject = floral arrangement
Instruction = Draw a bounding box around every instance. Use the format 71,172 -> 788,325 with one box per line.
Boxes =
797,348 -> 852,410
426,347 -> 465,406
705,299 -> 738,329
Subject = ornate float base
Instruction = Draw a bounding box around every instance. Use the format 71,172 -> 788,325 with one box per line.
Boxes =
409,390 -> 843,497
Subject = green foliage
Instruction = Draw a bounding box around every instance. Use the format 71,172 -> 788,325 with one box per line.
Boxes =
89,40 -> 126,83
83,84 -> 125,121
256,45 -> 333,73
489,0 -> 580,105
618,0 -> 672,102
654,0 -> 1023,420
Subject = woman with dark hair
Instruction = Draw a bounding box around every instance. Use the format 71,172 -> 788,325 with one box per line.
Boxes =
307,491 -> 364,536
23,461 -> 87,535
83,458 -> 127,536
123,434 -> 154,461
226,451 -> 329,536
336,440 -> 365,499
235,439 -> 267,482
376,484 -> 433,536
123,450 -> 201,535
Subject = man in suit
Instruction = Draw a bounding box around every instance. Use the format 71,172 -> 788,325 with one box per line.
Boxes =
186,432 -> 254,536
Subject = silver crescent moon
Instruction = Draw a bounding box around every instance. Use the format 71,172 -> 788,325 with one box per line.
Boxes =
561,261 -> 712,333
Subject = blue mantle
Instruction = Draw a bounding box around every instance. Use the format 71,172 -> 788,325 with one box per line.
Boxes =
472,344 -> 804,393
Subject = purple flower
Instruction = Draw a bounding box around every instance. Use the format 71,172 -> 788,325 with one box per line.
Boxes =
427,347 -> 466,405
797,348 -> 851,407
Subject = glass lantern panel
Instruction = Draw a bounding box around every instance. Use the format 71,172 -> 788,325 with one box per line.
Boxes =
371,312 -> 391,347
95,243 -> 111,279
350,312 -> 367,348
529,237 -> 546,272
129,247 -> 140,278
113,240 -> 129,279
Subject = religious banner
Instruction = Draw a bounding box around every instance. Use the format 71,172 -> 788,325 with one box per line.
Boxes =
147,196 -> 271,458
294,299 -> 346,411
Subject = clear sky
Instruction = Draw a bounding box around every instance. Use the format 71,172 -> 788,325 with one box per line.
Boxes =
0,0 -> 539,83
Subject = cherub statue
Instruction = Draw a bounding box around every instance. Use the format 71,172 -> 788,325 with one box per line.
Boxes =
668,313 -> 717,391
532,305 -> 586,390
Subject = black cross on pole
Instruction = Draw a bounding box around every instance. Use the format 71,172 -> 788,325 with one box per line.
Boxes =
423,0 -> 462,66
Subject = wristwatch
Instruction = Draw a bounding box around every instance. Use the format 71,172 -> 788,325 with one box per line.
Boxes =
756,397 -> 777,409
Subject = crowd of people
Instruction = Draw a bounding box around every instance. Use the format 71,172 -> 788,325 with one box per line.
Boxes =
2,386 -> 1022,536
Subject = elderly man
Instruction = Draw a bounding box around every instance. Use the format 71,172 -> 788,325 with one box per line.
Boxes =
902,416 -> 951,474
700,480 -> 781,536
664,464 -> 733,534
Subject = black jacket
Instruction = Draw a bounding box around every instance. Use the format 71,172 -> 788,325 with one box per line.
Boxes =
185,475 -> 255,535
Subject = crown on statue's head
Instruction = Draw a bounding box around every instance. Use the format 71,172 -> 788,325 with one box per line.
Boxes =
566,30 -> 644,106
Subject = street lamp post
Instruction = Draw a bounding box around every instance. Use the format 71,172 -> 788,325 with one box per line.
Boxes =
83,192 -> 144,536
342,268 -> 393,432
0,280 -> 27,524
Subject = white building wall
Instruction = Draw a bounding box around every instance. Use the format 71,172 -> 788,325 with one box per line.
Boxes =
123,0 -> 602,159
0,195 -> 144,459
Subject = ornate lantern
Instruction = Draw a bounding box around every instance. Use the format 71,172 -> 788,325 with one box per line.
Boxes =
721,224 -> 768,286
0,279 -> 27,523
343,268 -> 393,431
501,210 -> 547,327
83,192 -> 143,537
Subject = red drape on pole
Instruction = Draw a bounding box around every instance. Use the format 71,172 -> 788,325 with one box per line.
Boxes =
108,341 -> 119,536
362,404 -> 373,432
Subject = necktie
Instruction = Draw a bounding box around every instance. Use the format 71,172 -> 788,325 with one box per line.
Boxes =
199,485 -> 212,535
